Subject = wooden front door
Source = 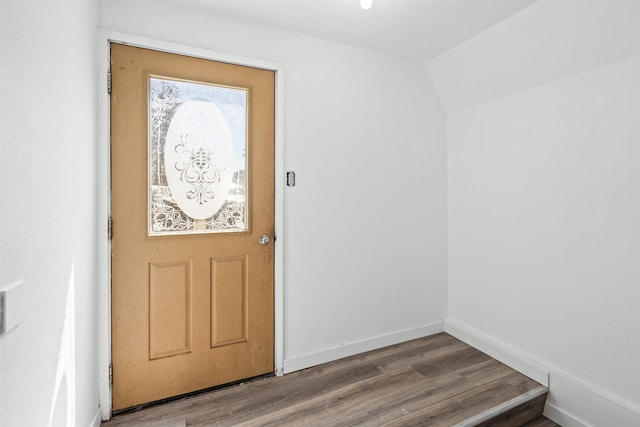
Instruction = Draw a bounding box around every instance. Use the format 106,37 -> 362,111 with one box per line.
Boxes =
110,44 -> 275,411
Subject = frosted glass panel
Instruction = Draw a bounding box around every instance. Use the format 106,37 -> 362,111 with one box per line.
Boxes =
148,77 -> 247,235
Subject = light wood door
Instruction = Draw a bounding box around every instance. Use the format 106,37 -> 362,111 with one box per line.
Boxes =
110,44 -> 275,411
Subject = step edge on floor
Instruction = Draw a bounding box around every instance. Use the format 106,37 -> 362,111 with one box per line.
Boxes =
452,385 -> 548,427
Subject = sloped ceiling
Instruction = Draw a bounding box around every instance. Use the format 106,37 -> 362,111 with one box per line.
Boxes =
426,0 -> 640,112
159,0 -> 537,62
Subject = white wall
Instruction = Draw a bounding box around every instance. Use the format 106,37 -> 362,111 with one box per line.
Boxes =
0,1 -> 99,426
447,55 -> 640,426
99,0 -> 447,371
431,1 -> 640,425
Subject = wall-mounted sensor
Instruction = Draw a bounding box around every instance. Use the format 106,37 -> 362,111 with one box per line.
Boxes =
286,171 -> 296,187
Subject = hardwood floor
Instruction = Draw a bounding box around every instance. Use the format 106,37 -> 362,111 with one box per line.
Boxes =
103,333 -> 557,426
523,416 -> 560,427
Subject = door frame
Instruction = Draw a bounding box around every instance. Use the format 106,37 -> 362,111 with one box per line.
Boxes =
97,29 -> 285,421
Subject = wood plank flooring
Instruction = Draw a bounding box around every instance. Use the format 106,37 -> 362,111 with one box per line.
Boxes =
103,333 -> 557,426
523,417 -> 560,427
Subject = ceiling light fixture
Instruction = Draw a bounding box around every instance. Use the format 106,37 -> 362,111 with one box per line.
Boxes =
360,0 -> 373,10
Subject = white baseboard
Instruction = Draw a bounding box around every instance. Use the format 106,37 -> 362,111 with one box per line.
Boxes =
446,317 -> 640,427
445,318 -> 549,386
544,402 -> 588,427
544,370 -> 640,427
283,321 -> 445,374
89,407 -> 102,427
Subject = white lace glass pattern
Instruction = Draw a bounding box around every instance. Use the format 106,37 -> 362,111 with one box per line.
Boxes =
149,77 -> 248,235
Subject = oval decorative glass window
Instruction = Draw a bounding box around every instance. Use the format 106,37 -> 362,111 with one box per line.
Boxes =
148,77 -> 248,236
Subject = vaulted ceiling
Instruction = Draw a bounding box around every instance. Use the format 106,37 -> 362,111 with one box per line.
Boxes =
161,0 -> 538,62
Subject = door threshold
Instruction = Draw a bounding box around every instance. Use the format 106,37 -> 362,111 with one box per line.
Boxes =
112,373 -> 275,417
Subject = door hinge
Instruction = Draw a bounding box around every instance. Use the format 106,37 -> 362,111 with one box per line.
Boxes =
107,71 -> 112,95
109,364 -> 113,385
108,216 -> 113,240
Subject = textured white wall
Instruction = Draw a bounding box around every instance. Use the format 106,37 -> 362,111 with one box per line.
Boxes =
436,1 -> 640,423
99,1 -> 447,367
0,1 -> 99,426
